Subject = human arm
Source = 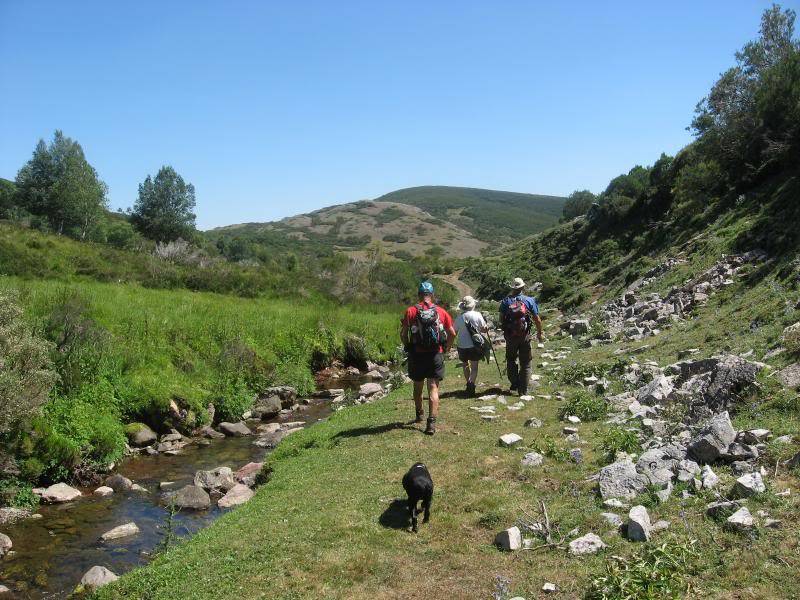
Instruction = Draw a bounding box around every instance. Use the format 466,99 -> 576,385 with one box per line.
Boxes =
532,314 -> 544,342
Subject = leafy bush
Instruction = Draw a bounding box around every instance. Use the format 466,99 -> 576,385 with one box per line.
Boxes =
0,291 -> 58,434
558,362 -> 611,385
383,233 -> 409,243
531,435 -> 570,462
588,540 -> 699,599
212,376 -> 255,423
783,322 -> 800,354
342,334 -> 369,370
597,426 -> 641,462
0,478 -> 40,510
558,391 -> 607,422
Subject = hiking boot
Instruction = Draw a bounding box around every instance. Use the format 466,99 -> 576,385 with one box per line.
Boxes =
465,382 -> 476,397
414,409 -> 424,424
424,417 -> 436,436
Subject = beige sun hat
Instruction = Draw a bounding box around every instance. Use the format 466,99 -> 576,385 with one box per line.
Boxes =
458,295 -> 477,311
509,277 -> 526,290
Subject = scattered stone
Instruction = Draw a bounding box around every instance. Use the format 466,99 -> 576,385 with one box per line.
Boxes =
542,582 -> 558,593
196,425 -> 225,439
637,376 -> 674,405
219,422 -> 252,437
194,467 -> 236,492
739,428 -> 771,444
568,319 -> 590,335
524,418 -> 543,428
41,483 -> 81,503
521,452 -> 544,468
570,448 -> 583,464
774,435 -> 793,444
217,483 -> 255,508
598,460 -> 649,500
79,566 -> 118,591
257,422 -> 282,434
359,382 -> 383,397
159,481 -> 177,490
563,426 -> 579,435
626,505 -> 651,541
687,412 -> 737,464
101,522 -> 140,541
777,363 -> 800,389
171,485 -> 211,510
568,532 -> 607,555
603,498 -> 629,509
94,486 -> 114,497
0,507 -> 32,525
706,500 -> 742,519
676,459 -> 701,483
723,442 -> 759,462
235,462 -> 263,487
726,506 -> 755,531
499,433 -> 523,447
125,423 -> 157,447
566,415 -> 581,424
730,472 -> 766,498
701,465 -> 719,489
764,518 -> 782,528
495,526 -> 522,551
0,533 -> 11,558
651,520 -> 670,532
105,474 -> 133,492
600,512 -> 623,527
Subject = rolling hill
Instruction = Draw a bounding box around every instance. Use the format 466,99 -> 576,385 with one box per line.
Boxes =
210,186 -> 565,261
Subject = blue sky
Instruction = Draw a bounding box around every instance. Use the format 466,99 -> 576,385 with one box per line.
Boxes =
1,1 -> 795,229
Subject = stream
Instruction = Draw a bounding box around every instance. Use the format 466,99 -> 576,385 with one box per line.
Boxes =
0,377 -> 367,598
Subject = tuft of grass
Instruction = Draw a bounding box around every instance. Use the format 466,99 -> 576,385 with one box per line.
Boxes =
559,391 -> 608,422
587,540 -> 700,599
596,425 -> 641,463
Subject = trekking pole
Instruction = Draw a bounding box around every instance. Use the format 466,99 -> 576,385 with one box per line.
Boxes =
488,336 -> 504,378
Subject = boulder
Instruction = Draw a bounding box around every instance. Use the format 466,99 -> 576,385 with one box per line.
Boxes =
41,483 -> 81,503
738,428 -> 770,444
730,472 -> 766,498
94,486 -> 114,497
100,522 -> 140,541
521,452 -> 544,467
0,507 -> 31,525
196,425 -> 225,439
219,421 -> 252,437
722,443 -> 759,462
701,465 -> 719,489
637,376 -> 674,405
79,566 -> 118,591
0,533 -> 11,558
495,526 -> 522,551
217,483 -> 255,508
600,512 -> 623,527
499,433 -> 523,447
687,412 -> 737,464
676,459 -> 701,483
776,363 -> 800,389
252,395 -> 282,419
599,460 -> 649,500
568,533 -> 607,555
726,506 -> 755,531
626,506 -> 651,542
124,423 -> 157,447
568,319 -> 590,335
104,474 -> 133,492
706,500 -> 742,520
702,355 -> 762,413
171,485 -> 211,510
359,382 -> 383,397
194,467 -> 236,492
235,462 -> 264,487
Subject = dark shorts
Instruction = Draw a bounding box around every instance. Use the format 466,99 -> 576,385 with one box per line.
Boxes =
408,351 -> 445,382
458,346 -> 484,362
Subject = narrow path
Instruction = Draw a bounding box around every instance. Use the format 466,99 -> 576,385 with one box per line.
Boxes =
439,268 -> 473,298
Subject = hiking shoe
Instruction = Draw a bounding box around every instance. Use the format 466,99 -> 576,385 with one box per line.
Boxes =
424,417 -> 436,436
415,410 -> 424,424
465,382 -> 476,397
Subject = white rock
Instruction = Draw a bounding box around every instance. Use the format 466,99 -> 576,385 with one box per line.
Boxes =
94,486 -> 114,497
80,566 -> 119,591
651,520 -> 670,532
731,472 -> 766,498
521,452 -> 544,467
0,533 -> 11,558
41,483 -> 81,503
701,465 -> 719,489
499,433 -> 523,447
626,505 -> 651,541
569,532 -> 607,555
542,582 -> 557,593
495,526 -> 522,551
566,415 -> 581,424
726,506 -> 754,531
217,483 -> 255,508
101,522 -> 140,541
524,418 -> 543,428
600,512 -> 623,527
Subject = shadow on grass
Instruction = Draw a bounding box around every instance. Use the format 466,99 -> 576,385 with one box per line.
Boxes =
332,421 -> 416,440
378,498 -> 410,531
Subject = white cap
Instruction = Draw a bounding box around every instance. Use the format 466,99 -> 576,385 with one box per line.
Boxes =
509,277 -> 525,290
458,295 -> 477,310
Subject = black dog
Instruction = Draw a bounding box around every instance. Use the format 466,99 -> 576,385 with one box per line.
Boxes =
402,462 -> 433,533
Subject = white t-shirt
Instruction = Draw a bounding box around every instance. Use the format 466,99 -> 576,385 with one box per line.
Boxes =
455,310 -> 487,349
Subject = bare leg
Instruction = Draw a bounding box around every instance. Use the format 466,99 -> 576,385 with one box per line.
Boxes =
462,360 -> 471,382
427,379 -> 440,418
468,360 -> 479,384
413,381 -> 424,420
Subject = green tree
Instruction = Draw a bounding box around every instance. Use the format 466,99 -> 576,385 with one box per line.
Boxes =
131,166 -> 197,241
14,131 -> 107,237
0,178 -> 16,219
562,190 -> 596,220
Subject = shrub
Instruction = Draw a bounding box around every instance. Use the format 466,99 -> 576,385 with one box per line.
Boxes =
0,291 -> 59,434
597,426 -> 641,462
342,334 -> 369,370
212,376 -> 255,423
558,391 -> 607,422
783,322 -> 800,354
531,435 -> 571,462
0,478 -> 40,510
588,540 -> 699,599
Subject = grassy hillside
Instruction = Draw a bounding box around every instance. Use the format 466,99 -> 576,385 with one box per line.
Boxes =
376,185 -> 565,242
96,280 -> 800,598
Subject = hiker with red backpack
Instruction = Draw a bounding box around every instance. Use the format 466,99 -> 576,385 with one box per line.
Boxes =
499,277 -> 544,396
400,281 -> 456,436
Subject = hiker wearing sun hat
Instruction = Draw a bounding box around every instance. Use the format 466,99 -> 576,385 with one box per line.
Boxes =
454,295 -> 488,397
400,281 -> 456,435
499,277 -> 544,395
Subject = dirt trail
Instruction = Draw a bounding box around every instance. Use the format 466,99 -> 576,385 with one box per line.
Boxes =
439,269 -> 473,299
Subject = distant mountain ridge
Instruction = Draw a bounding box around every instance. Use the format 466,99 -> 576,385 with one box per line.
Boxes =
211,185 -> 565,260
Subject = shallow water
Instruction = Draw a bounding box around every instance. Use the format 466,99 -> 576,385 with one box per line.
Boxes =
0,388 -> 352,598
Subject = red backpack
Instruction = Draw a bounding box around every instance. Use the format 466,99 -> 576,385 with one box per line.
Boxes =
503,297 -> 531,338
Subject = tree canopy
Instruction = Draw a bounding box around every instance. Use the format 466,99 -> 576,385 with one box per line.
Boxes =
562,190 -> 596,221
131,166 -> 197,242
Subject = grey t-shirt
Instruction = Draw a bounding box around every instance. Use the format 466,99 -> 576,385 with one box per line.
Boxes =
455,310 -> 487,349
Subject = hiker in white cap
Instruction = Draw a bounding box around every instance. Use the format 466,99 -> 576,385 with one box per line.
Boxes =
454,295 -> 488,397
498,277 -> 543,395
